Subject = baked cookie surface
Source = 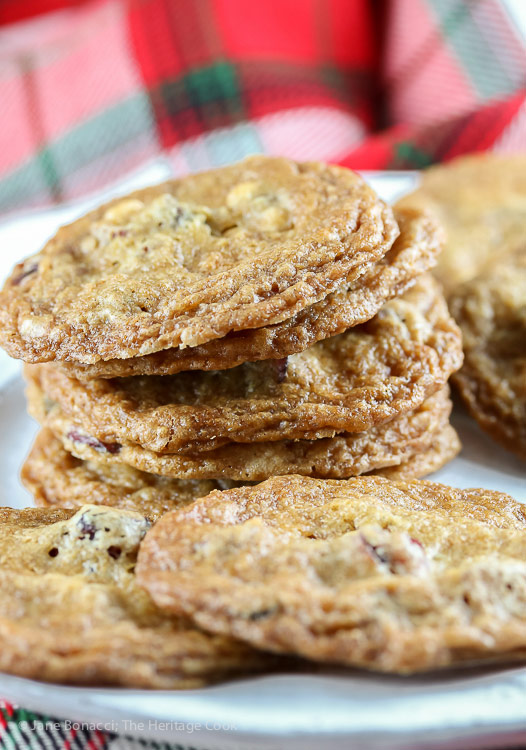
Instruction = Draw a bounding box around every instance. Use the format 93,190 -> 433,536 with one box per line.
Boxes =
21,429 -> 241,519
29,275 -> 462,453
450,249 -> 526,459
0,157 -> 397,364
397,154 -> 526,293
137,475 -> 526,674
58,207 -> 441,379
374,423 -> 460,480
0,505 -> 273,687
24,388 -> 458,483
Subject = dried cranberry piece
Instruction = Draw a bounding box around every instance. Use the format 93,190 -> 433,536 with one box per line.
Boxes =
360,532 -> 427,575
107,545 -> 122,559
67,429 -> 121,455
360,533 -> 389,565
77,514 -> 97,540
272,357 -> 288,383
12,262 -> 38,286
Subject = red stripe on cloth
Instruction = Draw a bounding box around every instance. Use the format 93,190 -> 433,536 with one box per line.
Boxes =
64,726 -> 78,750
173,0 -> 224,67
127,0 -> 184,87
324,0 -> 379,67
129,0 -> 218,149
441,91 -> 526,159
85,731 -> 108,750
94,728 -> 109,749
1,700 -> 14,718
339,123 -> 409,170
338,91 -> 526,170
214,0 -> 319,61
0,0 -> 88,25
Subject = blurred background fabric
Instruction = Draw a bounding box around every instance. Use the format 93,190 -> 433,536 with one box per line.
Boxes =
0,0 -> 524,216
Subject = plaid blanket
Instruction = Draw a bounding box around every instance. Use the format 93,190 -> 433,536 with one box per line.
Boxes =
0,1 -> 525,748
0,0 -> 524,216
1,701 -> 186,749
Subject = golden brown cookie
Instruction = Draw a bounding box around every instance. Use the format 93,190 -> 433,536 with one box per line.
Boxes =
24,388 -> 458,489
397,153 -> 526,293
28,275 -> 462,454
27,373 -> 457,480
0,157 -> 398,365
0,505 -> 274,687
374,423 -> 460,479
58,207 -> 442,379
450,249 -> 526,459
137,475 -> 526,674
22,429 -> 241,520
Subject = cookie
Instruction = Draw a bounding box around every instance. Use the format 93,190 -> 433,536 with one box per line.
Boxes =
397,153 -> 526,293
0,157 -> 398,365
22,428 -> 240,520
375,423 -> 460,479
0,505 -> 274,687
137,474 -> 526,674
449,249 -> 526,459
28,275 -> 462,454
23,417 -> 458,522
58,207 -> 442,379
27,378 -> 457,480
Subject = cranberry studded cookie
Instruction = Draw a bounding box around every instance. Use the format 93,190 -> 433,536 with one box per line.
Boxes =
0,505 -> 276,687
58,206 -> 442,379
137,474 -> 526,674
0,157 -> 398,366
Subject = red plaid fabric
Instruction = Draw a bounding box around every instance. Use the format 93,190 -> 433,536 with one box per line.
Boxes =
0,0 -> 379,214
0,0 -> 524,216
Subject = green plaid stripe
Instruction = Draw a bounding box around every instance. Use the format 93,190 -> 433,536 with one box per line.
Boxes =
0,93 -> 156,215
160,61 -> 244,122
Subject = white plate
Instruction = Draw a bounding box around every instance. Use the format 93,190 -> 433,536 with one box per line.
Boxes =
0,170 -> 525,749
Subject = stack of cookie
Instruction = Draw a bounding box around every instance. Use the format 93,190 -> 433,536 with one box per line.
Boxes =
0,156 -> 463,519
